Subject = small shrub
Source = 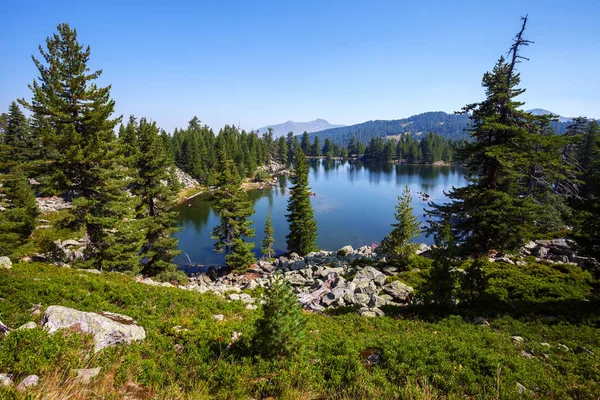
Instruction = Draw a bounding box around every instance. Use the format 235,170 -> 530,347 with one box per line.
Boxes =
253,274 -> 306,358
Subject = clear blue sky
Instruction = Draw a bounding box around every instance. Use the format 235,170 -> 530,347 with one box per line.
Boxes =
2,0 -> 599,132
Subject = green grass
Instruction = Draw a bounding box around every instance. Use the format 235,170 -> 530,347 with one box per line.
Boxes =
0,261 -> 599,399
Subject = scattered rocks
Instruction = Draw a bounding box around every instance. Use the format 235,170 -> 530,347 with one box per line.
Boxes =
140,245 -> 415,317
173,167 -> 199,188
212,314 -> 224,321
516,382 -> 527,395
0,256 -> 12,269
16,375 -> 39,393
517,238 -> 599,270
43,305 -> 146,352
75,367 -> 101,384
36,196 -> 72,213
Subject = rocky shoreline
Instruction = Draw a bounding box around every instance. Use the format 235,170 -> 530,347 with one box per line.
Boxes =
137,238 -> 598,318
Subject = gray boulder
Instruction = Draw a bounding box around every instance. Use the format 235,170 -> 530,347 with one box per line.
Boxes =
0,373 -> 13,387
16,375 -> 39,393
17,322 -> 37,330
43,305 -> 146,352
353,266 -> 386,287
382,281 -> 413,302
0,256 -> 12,269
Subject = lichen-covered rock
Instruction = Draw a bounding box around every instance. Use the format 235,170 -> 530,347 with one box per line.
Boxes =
0,256 -> 12,269
43,305 -> 146,352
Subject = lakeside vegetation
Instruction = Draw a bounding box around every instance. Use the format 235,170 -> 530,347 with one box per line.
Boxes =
0,15 -> 599,400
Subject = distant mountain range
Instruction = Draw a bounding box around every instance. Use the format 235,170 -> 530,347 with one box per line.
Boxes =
307,110 -> 574,145
526,108 -> 573,123
255,119 -> 344,138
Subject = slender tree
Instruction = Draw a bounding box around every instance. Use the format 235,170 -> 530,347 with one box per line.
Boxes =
211,151 -> 256,270
286,148 -> 318,255
132,118 -> 182,279
261,212 -> 275,259
379,185 -> 421,262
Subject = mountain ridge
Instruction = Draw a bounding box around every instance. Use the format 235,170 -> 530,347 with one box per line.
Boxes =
255,119 -> 344,138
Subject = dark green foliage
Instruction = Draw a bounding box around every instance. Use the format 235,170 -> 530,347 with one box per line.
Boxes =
19,23 -> 143,271
426,18 -> 577,255
420,217 -> 458,306
286,149 -> 318,255
211,151 -> 256,270
574,120 -> 600,258
379,185 -> 421,263
0,167 -> 39,256
261,212 -> 275,259
0,102 -> 33,169
253,274 -> 306,358
132,118 -> 182,280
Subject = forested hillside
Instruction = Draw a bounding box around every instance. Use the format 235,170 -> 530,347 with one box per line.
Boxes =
309,110 -> 571,145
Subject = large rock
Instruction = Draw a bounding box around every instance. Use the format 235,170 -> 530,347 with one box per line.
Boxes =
353,266 -> 386,287
382,281 -> 414,302
0,256 -> 12,269
42,305 -> 146,352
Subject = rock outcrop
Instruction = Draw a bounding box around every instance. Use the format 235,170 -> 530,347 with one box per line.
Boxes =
43,305 -> 146,352
173,167 -> 199,188
36,196 -> 72,213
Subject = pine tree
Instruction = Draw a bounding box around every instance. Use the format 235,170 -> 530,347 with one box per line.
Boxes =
300,131 -> 311,155
1,102 -> 31,169
211,151 -> 256,270
286,148 -> 318,255
261,212 -> 275,259
131,118 -> 182,280
253,273 -> 306,358
20,23 -> 142,271
426,17 -> 576,255
312,136 -> 321,157
0,167 -> 39,256
379,184 -> 421,263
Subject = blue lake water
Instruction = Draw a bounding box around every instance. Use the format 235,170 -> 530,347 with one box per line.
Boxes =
175,160 -> 467,265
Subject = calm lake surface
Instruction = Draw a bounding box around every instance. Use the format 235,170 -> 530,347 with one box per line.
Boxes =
175,160 -> 467,265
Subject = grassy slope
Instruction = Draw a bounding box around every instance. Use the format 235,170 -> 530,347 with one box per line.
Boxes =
0,262 -> 599,399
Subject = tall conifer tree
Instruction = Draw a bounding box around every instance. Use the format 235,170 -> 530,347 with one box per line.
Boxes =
286,148 -> 318,255
261,212 -> 275,259
426,17 -> 576,255
132,118 -> 181,278
211,151 -> 256,270
20,23 -> 142,270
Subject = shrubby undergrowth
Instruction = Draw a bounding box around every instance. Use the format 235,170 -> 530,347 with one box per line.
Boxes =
0,261 -> 598,399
